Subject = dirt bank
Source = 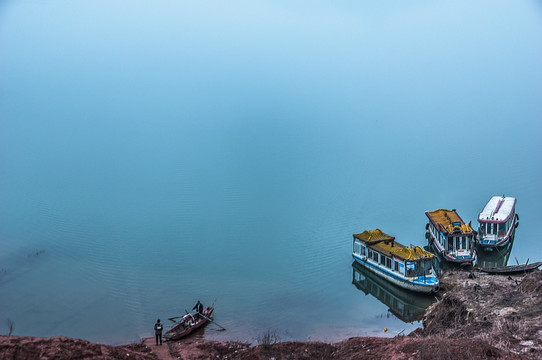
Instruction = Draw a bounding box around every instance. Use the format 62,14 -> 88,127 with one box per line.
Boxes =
0,335 -> 156,360
417,268 -> 542,358
1,335 -> 525,360
1,269 -> 540,360
166,336 -> 527,360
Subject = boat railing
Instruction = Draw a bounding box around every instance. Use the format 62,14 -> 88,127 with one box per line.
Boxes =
480,233 -> 497,241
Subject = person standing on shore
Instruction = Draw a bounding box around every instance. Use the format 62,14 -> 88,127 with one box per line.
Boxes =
154,319 -> 163,345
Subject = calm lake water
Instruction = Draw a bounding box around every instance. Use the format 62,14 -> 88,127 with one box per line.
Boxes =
1,0 -> 541,345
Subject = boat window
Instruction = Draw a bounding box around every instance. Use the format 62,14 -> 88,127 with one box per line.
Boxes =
354,242 -> 361,255
373,252 -> 379,262
462,237 -> 467,249
498,223 -> 505,235
385,257 -> 391,269
379,254 -> 385,265
406,262 -> 416,277
394,261 -> 399,272
368,249 -> 373,258
456,237 -> 460,250
487,223 -> 493,234
423,260 -> 432,275
448,237 -> 454,251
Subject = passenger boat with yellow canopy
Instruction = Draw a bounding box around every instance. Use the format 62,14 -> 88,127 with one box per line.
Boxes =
352,229 -> 439,294
425,208 -> 476,264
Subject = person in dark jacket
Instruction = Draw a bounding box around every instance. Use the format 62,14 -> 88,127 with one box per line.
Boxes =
192,300 -> 203,319
154,319 -> 163,345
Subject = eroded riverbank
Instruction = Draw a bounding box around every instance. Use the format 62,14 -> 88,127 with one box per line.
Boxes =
1,269 -> 541,359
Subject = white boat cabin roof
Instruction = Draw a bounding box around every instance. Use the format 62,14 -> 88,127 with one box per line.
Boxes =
478,196 -> 516,223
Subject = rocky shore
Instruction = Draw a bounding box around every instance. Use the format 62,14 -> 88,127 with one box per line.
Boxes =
1,269 -> 541,360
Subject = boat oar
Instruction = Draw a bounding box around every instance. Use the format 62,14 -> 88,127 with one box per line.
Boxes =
168,316 -> 182,324
185,308 -> 226,331
200,312 -> 226,331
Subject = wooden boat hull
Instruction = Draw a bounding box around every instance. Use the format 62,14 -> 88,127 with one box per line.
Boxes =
164,306 -> 214,341
478,262 -> 542,275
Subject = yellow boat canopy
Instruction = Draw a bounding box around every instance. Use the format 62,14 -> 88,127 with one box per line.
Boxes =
353,229 -> 435,261
425,209 -> 473,235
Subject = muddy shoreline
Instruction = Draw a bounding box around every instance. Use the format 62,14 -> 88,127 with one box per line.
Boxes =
1,269 -> 541,359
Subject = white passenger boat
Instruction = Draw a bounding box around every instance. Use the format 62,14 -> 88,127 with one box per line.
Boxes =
352,229 -> 439,294
425,209 -> 476,264
477,196 -> 518,249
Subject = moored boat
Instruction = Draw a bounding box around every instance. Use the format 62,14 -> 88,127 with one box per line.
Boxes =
352,229 -> 439,294
425,209 -> 476,264
163,306 -> 214,341
477,195 -> 519,249
478,261 -> 542,275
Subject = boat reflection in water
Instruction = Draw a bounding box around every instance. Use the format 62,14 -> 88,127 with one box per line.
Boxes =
427,231 -> 515,272
352,262 -> 436,323
476,234 -> 514,269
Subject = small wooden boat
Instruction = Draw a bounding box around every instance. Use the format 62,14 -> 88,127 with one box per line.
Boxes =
163,306 -> 214,341
425,209 -> 476,264
477,195 -> 519,248
478,262 -> 542,275
352,229 -> 439,293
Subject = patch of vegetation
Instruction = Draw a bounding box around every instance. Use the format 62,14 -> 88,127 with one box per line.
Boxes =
257,329 -> 281,347
7,318 -> 14,336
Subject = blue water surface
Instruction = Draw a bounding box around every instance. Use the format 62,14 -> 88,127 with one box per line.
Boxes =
1,0 -> 541,344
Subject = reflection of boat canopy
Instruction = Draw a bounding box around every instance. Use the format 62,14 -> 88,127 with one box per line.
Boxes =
353,229 -> 435,261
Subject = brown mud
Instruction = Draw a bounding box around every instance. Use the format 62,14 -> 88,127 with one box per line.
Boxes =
1,269 -> 541,360
417,268 -> 542,359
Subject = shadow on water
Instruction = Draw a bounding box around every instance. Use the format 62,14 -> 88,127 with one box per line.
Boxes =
0,248 -> 47,285
351,262 -> 436,324
476,234 -> 515,268
424,231 -> 515,272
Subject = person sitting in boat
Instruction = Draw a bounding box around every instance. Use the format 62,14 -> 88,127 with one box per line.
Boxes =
192,300 -> 203,319
183,314 -> 194,328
